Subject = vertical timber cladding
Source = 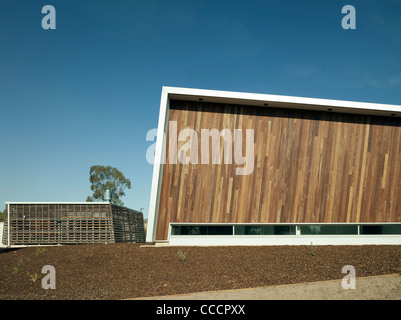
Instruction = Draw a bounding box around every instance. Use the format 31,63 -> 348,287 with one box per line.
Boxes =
155,100 -> 401,240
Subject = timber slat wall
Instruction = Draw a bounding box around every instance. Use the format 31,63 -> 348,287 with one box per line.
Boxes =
156,100 -> 401,240
2,203 -> 145,245
111,205 -> 146,243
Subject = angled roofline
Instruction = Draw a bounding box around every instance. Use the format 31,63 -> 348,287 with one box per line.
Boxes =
163,86 -> 401,116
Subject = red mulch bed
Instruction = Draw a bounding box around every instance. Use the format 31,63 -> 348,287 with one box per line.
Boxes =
0,243 -> 400,300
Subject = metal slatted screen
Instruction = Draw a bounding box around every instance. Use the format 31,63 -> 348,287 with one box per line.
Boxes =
2,203 -> 145,245
111,205 -> 146,243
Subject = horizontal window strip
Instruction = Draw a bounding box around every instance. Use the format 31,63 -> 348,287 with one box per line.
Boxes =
235,225 -> 296,235
170,224 -> 401,236
300,225 -> 358,235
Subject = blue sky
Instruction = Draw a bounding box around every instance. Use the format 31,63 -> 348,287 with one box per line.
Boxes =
0,0 -> 400,218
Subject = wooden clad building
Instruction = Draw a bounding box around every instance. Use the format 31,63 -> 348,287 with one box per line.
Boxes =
147,87 -> 401,245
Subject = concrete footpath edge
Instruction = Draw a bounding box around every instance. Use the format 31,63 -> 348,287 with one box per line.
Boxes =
129,273 -> 401,300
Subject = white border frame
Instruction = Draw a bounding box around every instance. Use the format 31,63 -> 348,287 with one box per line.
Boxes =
168,223 -> 401,246
146,88 -> 170,242
146,86 -> 401,243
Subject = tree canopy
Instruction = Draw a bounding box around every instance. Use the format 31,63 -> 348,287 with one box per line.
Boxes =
86,165 -> 132,206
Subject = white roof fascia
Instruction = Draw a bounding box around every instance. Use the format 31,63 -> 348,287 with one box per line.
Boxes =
164,86 -> 401,116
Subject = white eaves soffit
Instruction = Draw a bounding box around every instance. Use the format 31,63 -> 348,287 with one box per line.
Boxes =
164,86 -> 401,117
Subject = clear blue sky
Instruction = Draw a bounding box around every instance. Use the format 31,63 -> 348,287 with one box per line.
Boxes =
1,0 -> 400,218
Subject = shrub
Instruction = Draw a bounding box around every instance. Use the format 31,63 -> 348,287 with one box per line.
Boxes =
35,247 -> 47,257
177,250 -> 186,262
27,272 -> 39,283
310,242 -> 317,256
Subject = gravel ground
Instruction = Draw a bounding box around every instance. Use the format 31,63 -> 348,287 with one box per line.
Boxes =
0,243 -> 400,300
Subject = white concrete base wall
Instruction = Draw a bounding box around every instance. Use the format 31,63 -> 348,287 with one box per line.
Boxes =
169,235 -> 401,246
